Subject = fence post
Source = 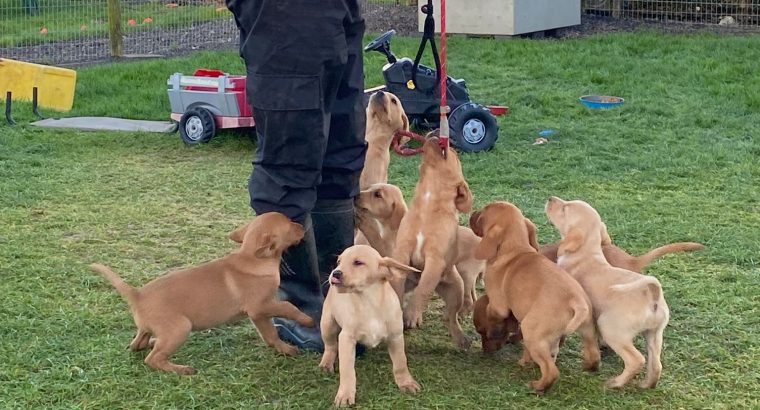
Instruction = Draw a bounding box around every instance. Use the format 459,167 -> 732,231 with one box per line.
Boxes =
612,0 -> 623,18
107,0 -> 123,57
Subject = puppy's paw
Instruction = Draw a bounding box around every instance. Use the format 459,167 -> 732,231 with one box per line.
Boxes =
638,378 -> 658,389
276,342 -> 299,357
174,365 -> 198,376
404,310 -> 424,329
299,316 -> 316,327
528,381 -> 547,395
604,376 -> 627,389
453,333 -> 472,350
333,388 -> 356,407
318,359 -> 335,374
397,378 -> 421,393
518,357 -> 534,368
582,359 -> 600,372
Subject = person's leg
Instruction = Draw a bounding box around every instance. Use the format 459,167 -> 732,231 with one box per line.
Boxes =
313,7 -> 367,291
275,5 -> 368,351
231,0 -> 349,223
228,0 -> 363,352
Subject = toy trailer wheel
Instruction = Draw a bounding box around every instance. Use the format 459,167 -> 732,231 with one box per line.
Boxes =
449,102 -> 499,152
180,107 -> 216,145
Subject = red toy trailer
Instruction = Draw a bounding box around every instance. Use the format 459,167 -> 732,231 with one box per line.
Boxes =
167,69 -> 254,144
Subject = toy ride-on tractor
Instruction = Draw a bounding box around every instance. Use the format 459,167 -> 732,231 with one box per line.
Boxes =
364,29 -> 507,152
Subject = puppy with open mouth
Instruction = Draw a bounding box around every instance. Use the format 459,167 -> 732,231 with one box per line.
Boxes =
359,90 -> 409,190
319,245 -> 421,407
90,212 -> 311,375
391,137 -> 474,349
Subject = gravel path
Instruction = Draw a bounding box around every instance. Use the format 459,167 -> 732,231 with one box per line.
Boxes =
1,5 -> 756,67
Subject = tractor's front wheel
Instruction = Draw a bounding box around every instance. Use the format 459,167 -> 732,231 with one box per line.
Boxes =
180,107 -> 216,145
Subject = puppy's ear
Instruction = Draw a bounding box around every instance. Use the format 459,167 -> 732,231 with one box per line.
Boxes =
389,200 -> 406,229
558,228 -> 584,255
472,294 -> 489,327
229,222 -> 251,244
469,210 -> 483,237
401,111 -> 409,131
455,182 -> 474,213
474,226 -> 503,260
380,257 -> 420,274
379,257 -> 420,281
290,222 -> 305,241
254,233 -> 278,258
599,222 -> 612,246
485,304 -> 507,339
539,242 -> 560,262
524,218 -> 540,252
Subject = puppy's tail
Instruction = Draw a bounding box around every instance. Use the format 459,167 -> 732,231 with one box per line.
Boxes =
90,263 -> 138,304
610,276 -> 662,305
634,242 -> 705,271
565,298 -> 591,335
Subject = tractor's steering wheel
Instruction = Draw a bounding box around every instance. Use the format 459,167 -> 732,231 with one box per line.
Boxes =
364,30 -> 396,53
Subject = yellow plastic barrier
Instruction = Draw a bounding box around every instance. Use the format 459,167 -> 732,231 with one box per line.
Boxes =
0,58 -> 77,111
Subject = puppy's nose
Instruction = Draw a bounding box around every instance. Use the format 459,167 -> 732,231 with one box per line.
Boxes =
376,90 -> 385,97
332,270 -> 343,280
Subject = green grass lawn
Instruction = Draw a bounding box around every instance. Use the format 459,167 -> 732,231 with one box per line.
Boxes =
1,32 -> 759,408
0,0 -> 228,47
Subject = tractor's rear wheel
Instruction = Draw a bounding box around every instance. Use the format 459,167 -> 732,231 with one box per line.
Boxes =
449,103 -> 499,152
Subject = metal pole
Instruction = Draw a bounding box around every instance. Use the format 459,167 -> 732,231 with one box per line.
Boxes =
6,91 -> 16,125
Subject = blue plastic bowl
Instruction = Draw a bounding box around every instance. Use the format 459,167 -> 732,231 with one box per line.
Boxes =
579,95 -> 625,109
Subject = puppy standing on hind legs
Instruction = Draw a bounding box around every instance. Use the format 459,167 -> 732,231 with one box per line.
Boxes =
355,90 -> 409,248
319,245 -> 421,407
546,196 -> 670,389
391,137 -> 474,349
91,213 -> 313,375
359,90 -> 409,190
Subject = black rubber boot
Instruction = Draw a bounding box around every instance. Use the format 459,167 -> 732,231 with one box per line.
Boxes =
274,199 -> 364,354
312,198 -> 366,357
273,215 -> 325,352
311,198 -> 356,294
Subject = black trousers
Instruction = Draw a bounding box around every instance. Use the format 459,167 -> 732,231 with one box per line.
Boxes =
227,0 -> 367,224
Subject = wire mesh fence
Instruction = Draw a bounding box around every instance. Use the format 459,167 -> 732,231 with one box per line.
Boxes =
0,0 -> 418,66
1,0 -> 237,65
3,1 -> 758,66
583,0 -> 760,26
